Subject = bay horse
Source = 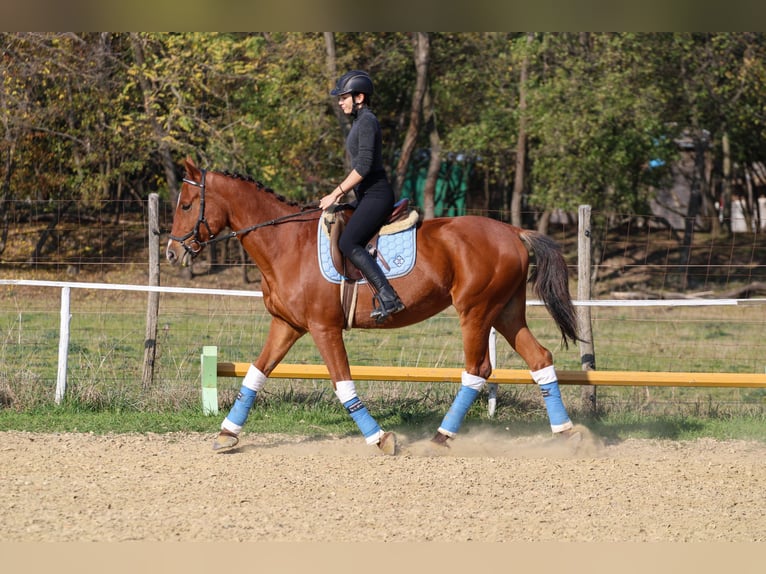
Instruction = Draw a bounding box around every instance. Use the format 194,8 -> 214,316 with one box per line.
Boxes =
167,158 -> 582,454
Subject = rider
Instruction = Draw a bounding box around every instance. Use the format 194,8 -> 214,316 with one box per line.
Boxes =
319,70 -> 405,323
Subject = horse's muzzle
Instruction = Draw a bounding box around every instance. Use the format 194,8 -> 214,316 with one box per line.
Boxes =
166,240 -> 192,267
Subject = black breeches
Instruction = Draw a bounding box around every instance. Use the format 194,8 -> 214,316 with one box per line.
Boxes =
338,180 -> 395,256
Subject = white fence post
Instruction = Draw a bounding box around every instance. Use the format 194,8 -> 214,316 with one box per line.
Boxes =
55,286 -> 71,404
487,328 -> 498,417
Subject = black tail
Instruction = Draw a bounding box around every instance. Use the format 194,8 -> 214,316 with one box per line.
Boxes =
519,230 -> 580,348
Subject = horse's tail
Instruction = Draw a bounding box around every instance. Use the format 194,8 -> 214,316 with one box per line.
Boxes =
519,229 -> 580,348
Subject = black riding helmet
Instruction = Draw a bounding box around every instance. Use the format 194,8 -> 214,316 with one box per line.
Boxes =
330,70 -> 374,98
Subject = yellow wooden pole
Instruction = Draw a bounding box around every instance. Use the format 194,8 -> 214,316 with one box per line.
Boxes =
216,362 -> 766,388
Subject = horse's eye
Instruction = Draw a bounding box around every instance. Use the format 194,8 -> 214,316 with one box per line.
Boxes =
181,203 -> 192,212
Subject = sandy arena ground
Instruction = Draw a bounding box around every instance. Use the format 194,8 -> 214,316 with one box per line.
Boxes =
2,426 -> 765,542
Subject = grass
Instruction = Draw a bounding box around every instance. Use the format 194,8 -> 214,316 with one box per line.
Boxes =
3,391 -> 766,443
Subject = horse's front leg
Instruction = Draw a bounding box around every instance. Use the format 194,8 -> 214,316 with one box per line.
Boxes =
309,325 -> 397,455
213,317 -> 305,451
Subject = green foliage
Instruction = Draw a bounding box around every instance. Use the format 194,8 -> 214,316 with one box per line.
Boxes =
2,32 -> 766,225
2,394 -> 765,443
526,34 -> 673,214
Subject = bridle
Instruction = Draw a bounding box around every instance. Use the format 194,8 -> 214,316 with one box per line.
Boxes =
168,169 -> 322,258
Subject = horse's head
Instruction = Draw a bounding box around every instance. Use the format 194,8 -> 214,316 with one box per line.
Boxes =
167,158 -> 227,267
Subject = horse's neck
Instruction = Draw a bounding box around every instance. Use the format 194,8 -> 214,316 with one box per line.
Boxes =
223,183 -> 313,278
223,182 -> 298,232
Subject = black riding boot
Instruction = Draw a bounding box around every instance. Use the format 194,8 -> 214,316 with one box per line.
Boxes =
347,246 -> 405,323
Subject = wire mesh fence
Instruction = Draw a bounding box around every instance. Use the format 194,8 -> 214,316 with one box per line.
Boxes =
2,200 -> 766,413
2,281 -> 765,413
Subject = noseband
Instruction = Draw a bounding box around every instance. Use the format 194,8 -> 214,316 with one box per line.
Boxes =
169,169 -> 322,259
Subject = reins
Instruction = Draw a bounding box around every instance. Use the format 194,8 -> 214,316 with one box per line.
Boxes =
169,169 -> 322,256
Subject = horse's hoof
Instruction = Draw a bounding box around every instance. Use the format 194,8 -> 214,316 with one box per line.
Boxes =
430,431 -> 451,448
555,428 -> 582,450
212,430 -> 239,451
377,431 -> 398,456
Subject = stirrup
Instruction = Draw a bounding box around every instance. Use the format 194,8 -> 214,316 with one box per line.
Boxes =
370,294 -> 405,323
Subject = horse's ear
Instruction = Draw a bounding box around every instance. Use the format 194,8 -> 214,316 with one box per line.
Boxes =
183,156 -> 198,176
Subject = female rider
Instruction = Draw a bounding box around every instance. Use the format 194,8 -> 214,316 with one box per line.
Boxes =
319,70 -> 405,323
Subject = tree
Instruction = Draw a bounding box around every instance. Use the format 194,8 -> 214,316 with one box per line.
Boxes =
437,33 -> 524,217
511,33 -> 533,228
129,33 -> 181,207
1,33 -> 146,260
394,32 -> 430,197
526,33 -> 673,230
324,32 -> 350,171
4,32 -> 766,268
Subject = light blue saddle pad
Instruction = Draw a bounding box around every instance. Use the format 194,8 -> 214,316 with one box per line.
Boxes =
317,221 -> 417,284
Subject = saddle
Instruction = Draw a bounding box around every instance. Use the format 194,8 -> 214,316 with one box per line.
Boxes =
323,198 -> 417,281
321,198 -> 419,329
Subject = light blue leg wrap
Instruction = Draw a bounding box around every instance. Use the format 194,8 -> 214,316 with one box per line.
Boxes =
227,386 -> 257,428
532,365 -> 572,432
335,381 -> 384,445
221,365 -> 267,434
343,397 -> 382,441
539,382 -> 570,428
438,372 -> 485,437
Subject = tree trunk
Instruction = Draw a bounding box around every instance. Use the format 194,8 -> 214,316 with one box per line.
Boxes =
422,87 -> 440,220
0,140 -> 12,257
394,32 -> 430,195
30,201 -> 72,262
744,165 -> 755,232
129,33 -> 179,208
324,32 -> 350,169
536,209 -> 551,235
679,134 -> 707,288
511,33 -> 532,228
717,130 -> 731,236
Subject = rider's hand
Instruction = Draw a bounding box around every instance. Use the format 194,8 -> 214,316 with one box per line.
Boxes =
319,188 -> 344,211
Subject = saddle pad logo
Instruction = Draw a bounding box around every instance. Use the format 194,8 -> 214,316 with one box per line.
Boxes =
317,223 -> 417,284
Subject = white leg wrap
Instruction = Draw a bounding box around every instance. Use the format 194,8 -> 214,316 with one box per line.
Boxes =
243,364 -> 267,392
551,421 -> 574,433
365,430 -> 385,445
531,365 -> 557,385
221,419 -> 243,434
334,380 -> 357,403
462,370 -> 486,390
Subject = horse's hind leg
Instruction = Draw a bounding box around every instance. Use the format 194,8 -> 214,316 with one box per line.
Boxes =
431,313 -> 495,446
494,299 -> 576,437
